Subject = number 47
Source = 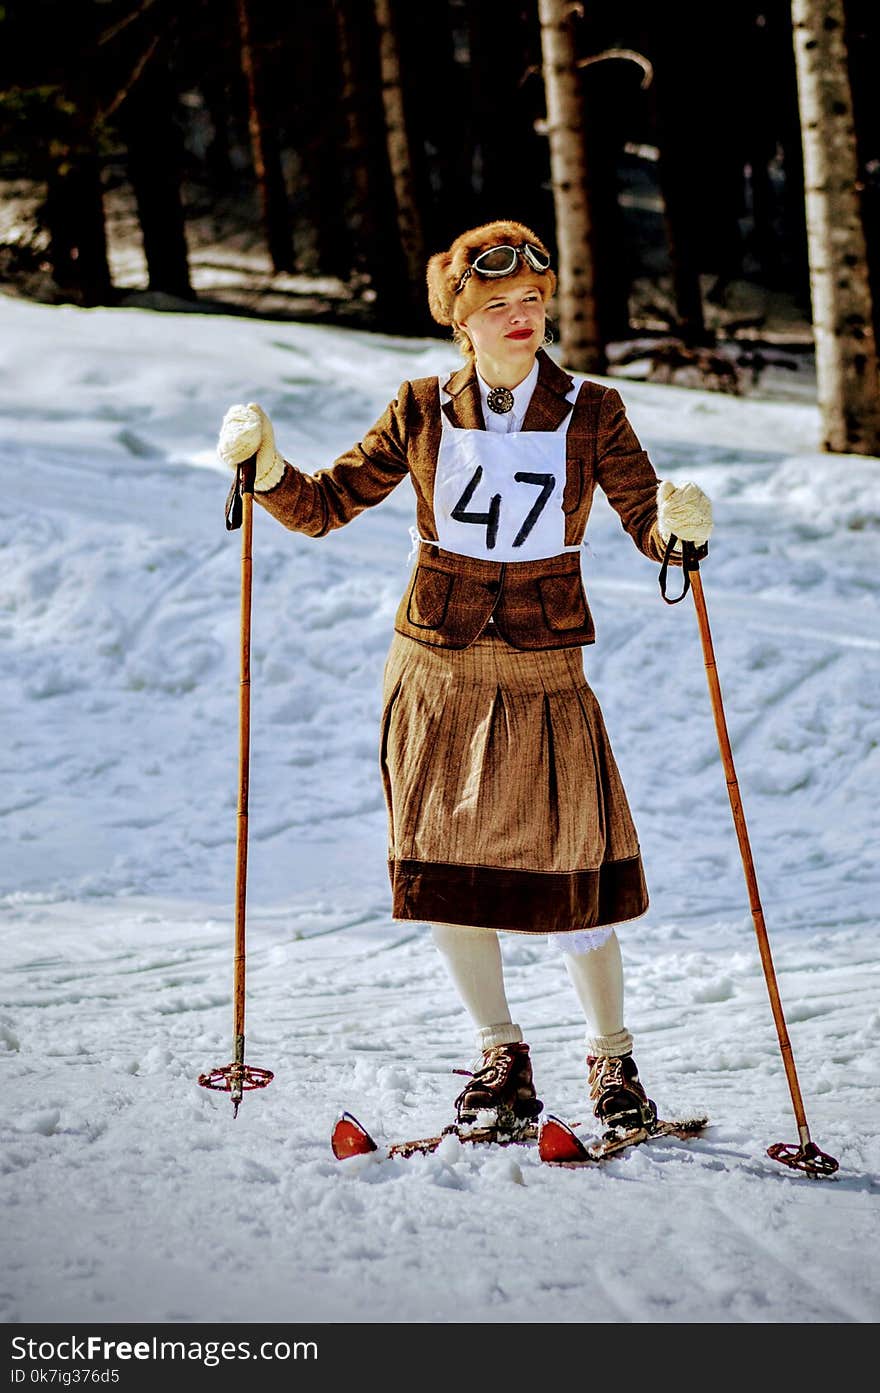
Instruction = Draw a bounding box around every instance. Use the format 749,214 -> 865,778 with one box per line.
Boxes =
450,467 -> 555,549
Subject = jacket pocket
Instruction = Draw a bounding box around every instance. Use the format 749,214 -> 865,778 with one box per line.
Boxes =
537,572 -> 589,631
562,451 -> 584,515
407,565 -> 454,629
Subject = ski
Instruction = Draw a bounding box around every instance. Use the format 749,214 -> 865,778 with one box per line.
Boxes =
331,1110 -> 540,1161
331,1110 -> 708,1164
538,1113 -> 709,1165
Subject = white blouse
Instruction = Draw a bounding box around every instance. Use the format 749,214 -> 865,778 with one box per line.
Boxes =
476,359 -> 540,433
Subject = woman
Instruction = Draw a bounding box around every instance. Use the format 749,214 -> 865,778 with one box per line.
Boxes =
217,220 -> 713,1138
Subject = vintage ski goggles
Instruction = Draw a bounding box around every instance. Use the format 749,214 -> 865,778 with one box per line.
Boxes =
455,242 -> 552,294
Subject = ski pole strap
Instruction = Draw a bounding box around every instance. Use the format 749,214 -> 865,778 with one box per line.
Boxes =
225,456 -> 257,531
658,535 -> 709,604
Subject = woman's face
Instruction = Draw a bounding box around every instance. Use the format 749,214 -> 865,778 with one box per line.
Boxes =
458,280 -> 546,383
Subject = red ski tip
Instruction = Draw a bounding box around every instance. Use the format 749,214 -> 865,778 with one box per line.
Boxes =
539,1115 -> 591,1164
332,1111 -> 378,1159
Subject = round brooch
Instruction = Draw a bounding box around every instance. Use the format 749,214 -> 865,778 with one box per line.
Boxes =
486,386 -> 514,415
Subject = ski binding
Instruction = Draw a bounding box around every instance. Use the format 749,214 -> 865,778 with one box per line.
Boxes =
538,1113 -> 709,1164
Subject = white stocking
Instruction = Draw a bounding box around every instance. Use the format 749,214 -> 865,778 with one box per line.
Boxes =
430,922 -> 523,1051
562,931 -> 633,1057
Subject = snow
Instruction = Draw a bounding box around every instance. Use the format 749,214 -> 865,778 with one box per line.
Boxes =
1,295 -> 879,1327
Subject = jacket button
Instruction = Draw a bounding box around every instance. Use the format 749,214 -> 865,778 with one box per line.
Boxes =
486,580 -> 500,594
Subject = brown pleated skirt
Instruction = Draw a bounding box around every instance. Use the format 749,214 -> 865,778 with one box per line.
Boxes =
380,626 -> 648,934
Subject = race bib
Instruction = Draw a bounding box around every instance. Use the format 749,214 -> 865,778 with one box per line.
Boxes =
434,426 -> 571,563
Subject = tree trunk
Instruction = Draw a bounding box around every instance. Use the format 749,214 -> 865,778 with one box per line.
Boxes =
467,1 -> 551,237
773,9 -> 812,312
118,55 -> 192,300
537,0 -> 604,373
576,16 -> 636,344
236,0 -> 294,274
791,0 -> 880,453
199,68 -> 236,194
843,0 -> 880,358
333,0 -> 380,278
373,0 -> 431,331
17,2 -> 111,306
271,1 -> 351,279
397,0 -> 470,246
645,16 -> 710,347
43,124 -> 113,306
293,108 -> 352,279
332,0 -> 405,317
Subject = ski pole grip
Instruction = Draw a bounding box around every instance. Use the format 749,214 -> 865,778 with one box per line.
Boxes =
225,454 -> 258,531
658,535 -> 708,604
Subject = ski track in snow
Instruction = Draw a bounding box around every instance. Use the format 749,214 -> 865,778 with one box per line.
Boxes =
1,298 -> 879,1325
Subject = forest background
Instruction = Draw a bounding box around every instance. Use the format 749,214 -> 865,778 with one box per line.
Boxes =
1,0 -> 878,414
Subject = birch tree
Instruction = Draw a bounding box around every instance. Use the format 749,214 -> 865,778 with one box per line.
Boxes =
537,0 -> 604,373
791,0 -> 880,454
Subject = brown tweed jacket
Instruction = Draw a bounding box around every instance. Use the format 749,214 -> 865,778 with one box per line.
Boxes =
256,349 -> 674,650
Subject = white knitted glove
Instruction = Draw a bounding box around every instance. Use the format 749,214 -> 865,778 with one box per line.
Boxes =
657,479 -> 713,545
217,402 -> 285,492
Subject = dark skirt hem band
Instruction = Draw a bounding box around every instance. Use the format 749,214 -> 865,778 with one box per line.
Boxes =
389,854 -> 649,934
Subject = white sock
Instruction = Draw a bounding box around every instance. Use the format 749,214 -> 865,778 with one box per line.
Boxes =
430,922 -> 523,1052
585,1028 -> 634,1059
562,931 -> 633,1057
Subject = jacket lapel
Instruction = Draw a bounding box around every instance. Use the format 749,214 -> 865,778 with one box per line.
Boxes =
441,362 -> 485,430
443,351 -> 574,432
521,350 -> 575,432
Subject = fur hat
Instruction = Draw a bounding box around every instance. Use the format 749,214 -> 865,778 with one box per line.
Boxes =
426,219 -> 557,326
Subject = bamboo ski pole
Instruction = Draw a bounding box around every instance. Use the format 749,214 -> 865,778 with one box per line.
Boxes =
199,455 -> 274,1116
660,540 -> 838,1178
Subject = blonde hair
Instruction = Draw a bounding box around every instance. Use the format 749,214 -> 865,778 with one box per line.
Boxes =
426,219 -> 556,327
452,323 -> 475,362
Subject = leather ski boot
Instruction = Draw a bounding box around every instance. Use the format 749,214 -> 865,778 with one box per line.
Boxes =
587,1053 -> 657,1132
453,1042 -> 544,1134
